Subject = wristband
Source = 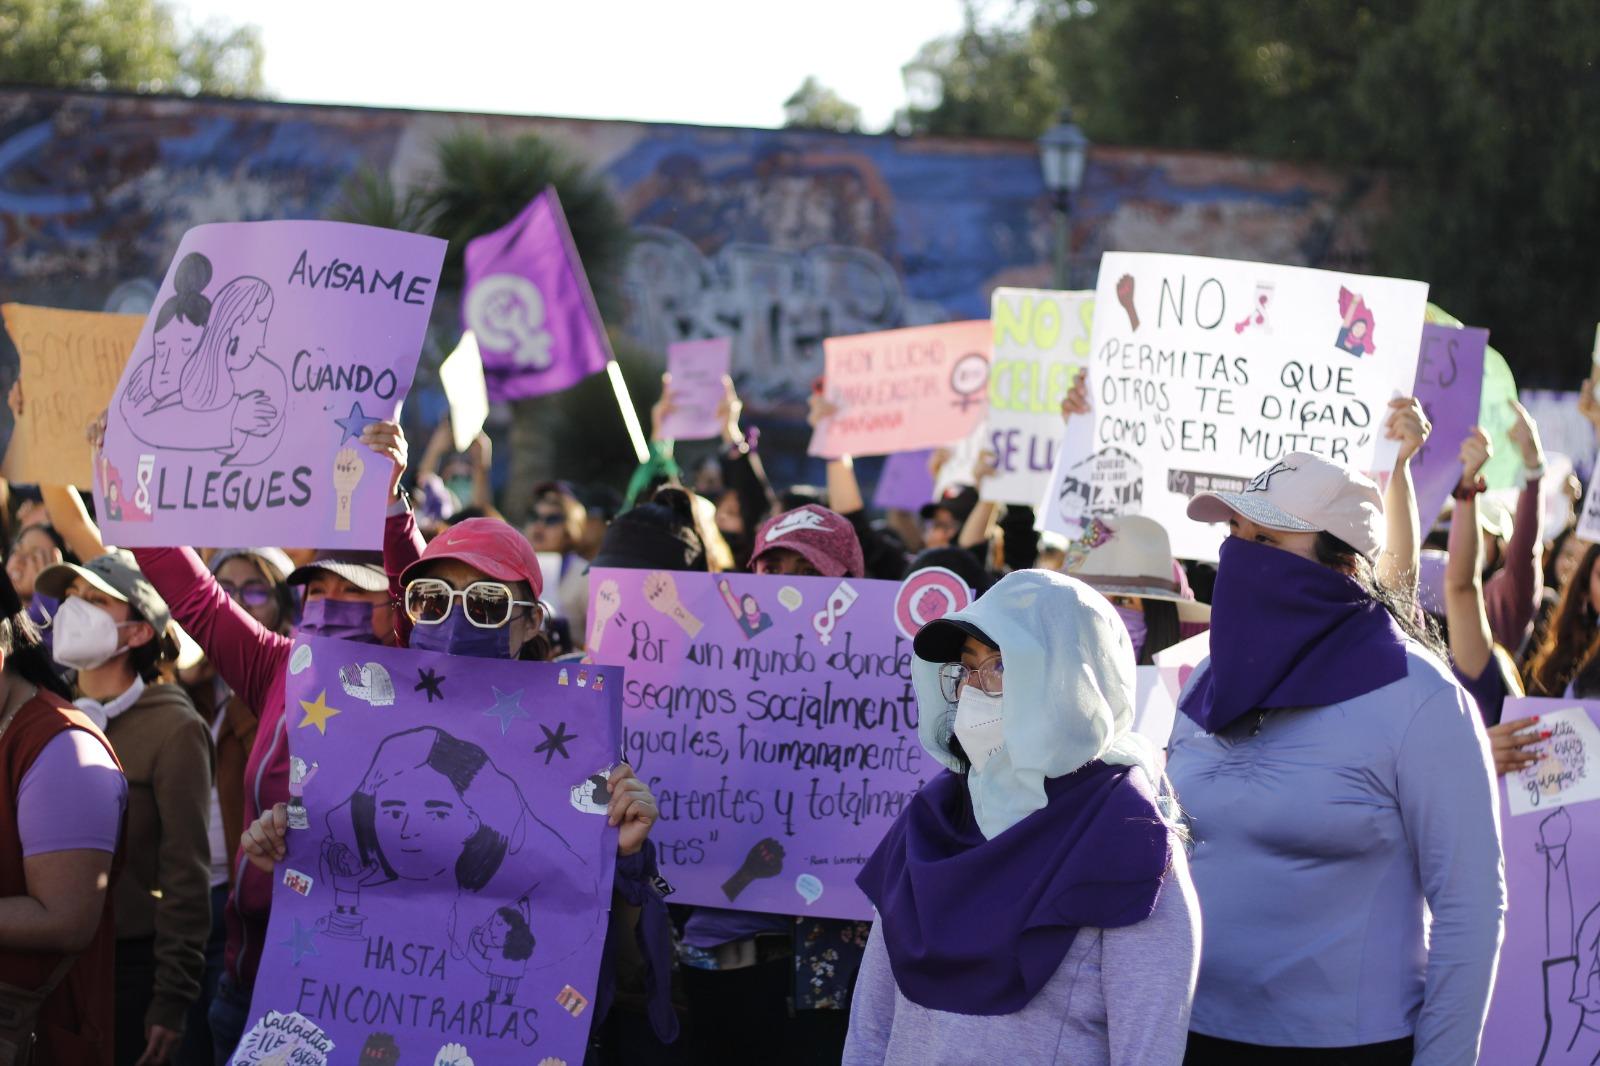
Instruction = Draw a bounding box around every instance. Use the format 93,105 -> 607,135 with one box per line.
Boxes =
1453,476 -> 1486,501
1524,460 -> 1547,483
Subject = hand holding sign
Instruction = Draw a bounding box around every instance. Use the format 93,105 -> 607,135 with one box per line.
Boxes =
358,420 -> 408,502
1383,396 -> 1432,465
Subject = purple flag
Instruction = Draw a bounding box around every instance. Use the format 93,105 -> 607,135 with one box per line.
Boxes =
462,188 -> 613,403
587,567 -> 973,919
239,635 -> 620,1066
1409,324 -> 1488,529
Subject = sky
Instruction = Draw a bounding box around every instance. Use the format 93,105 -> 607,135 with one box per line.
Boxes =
175,0 -> 969,130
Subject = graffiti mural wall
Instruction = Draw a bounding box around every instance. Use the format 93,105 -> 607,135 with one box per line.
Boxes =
1,88 -> 1385,404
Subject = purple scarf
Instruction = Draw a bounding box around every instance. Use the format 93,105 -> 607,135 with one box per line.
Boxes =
1179,537 -> 1409,733
856,762 -> 1170,1016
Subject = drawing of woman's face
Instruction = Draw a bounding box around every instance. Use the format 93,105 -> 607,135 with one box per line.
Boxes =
1350,319 -> 1368,339
227,298 -> 272,370
487,913 -> 510,944
372,766 -> 480,881
152,316 -> 203,397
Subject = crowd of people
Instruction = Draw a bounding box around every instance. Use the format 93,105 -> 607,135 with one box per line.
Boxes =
0,359 -> 1596,1066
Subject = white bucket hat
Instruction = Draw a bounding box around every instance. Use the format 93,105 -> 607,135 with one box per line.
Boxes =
1062,515 -> 1210,623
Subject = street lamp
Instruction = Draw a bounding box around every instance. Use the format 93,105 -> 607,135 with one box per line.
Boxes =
1037,109 -> 1090,289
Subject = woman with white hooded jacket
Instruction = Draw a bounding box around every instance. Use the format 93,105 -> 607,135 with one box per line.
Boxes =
844,568 -> 1200,1065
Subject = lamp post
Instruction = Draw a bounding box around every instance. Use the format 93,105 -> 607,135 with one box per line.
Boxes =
1037,110 -> 1090,290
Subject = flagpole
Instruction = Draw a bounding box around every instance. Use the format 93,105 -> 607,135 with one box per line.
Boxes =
606,361 -> 650,464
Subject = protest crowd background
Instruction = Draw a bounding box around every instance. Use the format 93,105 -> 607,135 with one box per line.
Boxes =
4,2 -> 1600,1064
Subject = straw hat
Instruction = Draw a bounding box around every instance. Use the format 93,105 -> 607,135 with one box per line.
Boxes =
1061,515 -> 1211,623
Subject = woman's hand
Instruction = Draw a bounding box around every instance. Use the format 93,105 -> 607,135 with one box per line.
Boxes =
241,802 -> 288,874
360,420 -> 409,502
1487,716 -> 1548,776
718,375 -> 744,445
1458,427 -> 1492,487
607,764 -> 658,857
651,374 -> 676,442
1384,396 -> 1431,465
1061,370 -> 1090,423
1507,398 -> 1546,472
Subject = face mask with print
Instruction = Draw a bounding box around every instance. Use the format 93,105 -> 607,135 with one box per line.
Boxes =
408,611 -> 513,660
953,687 -> 1005,771
298,597 -> 381,644
52,597 -> 132,671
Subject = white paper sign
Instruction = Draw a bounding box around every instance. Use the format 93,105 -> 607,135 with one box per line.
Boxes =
1153,629 -> 1211,705
439,330 -> 489,453
1133,665 -> 1178,757
1578,448 -> 1600,543
980,289 -> 1093,506
1508,706 -> 1600,817
1042,252 -> 1429,559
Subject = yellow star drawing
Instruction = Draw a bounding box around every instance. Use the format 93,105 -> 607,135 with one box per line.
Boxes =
298,689 -> 342,735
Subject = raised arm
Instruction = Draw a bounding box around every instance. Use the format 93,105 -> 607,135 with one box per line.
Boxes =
1444,430 -> 1494,681
38,485 -> 106,562
1377,396 -> 1430,593
1483,399 -> 1546,649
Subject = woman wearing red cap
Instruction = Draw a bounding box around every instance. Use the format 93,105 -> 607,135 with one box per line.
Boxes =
240,430 -> 677,1057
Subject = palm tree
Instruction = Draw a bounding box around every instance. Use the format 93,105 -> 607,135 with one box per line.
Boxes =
330,129 -> 650,519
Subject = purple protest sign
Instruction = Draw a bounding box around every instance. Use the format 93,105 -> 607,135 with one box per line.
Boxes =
1409,323 -> 1488,529
871,449 -> 937,512
587,568 -> 971,919
237,636 -> 619,1066
1483,697 -> 1600,1063
660,338 -> 732,441
95,222 -> 445,549
463,188 -> 613,403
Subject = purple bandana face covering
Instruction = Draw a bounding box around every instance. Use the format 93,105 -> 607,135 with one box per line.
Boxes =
855,763 -> 1170,1016
297,597 -> 381,645
407,612 -> 513,659
1178,536 -> 1409,733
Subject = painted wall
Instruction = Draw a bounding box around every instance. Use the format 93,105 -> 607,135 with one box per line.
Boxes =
1,88 -> 1387,408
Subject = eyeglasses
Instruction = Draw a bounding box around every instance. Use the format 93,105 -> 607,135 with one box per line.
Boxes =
937,658 -> 1004,702
219,581 -> 275,609
404,578 -> 538,629
531,512 -> 567,527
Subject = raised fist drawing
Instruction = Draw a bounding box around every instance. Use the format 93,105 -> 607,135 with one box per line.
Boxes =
722,837 -> 787,901
1115,274 -> 1140,331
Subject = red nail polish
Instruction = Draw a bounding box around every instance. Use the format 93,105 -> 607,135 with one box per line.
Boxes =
1541,731 -> 1554,740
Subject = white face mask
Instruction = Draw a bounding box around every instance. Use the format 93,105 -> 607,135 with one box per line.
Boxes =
52,597 -> 132,672
953,687 -> 1005,771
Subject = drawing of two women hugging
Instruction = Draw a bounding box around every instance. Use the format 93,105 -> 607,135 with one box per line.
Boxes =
118,251 -> 288,467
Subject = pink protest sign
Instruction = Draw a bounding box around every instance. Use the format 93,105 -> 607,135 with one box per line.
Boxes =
810,321 -> 992,459
95,221 -> 445,548
1410,323 -> 1488,529
241,636 -> 620,1066
660,338 -> 732,441
1483,697 -> 1600,1063
586,568 -> 970,919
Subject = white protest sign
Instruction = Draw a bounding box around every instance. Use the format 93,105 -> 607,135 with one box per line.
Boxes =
1579,449 -> 1600,542
1042,252 -> 1428,560
980,288 -> 1093,506
1508,706 -> 1600,817
1133,665 -> 1178,756
438,330 -> 489,453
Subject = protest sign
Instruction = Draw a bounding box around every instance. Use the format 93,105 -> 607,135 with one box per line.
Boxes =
95,222 -> 445,549
1409,323 -> 1488,528
1153,630 -> 1210,706
1133,666 -> 1177,756
871,449 -> 936,512
981,288 -> 1093,506
1483,697 -> 1600,1063
0,304 -> 142,485
463,187 -> 612,403
1426,303 -> 1524,490
586,567 -> 973,919
1044,253 -> 1428,559
810,321 -> 991,459
660,338 -> 732,441
238,635 -> 618,1066
1577,451 -> 1600,542
438,331 -> 489,454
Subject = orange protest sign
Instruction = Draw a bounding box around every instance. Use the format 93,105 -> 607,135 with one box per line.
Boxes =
1,304 -> 142,485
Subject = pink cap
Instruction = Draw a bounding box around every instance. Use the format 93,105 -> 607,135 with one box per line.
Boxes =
400,517 -> 544,597
1187,452 -> 1385,559
749,504 -> 865,579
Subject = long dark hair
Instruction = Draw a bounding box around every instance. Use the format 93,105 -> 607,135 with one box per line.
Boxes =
496,906 -> 535,962
1313,533 -> 1446,658
0,568 -> 69,700
1527,542 -> 1600,696
1139,599 -> 1181,666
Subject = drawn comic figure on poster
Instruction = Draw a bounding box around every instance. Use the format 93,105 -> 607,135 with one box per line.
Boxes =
118,253 -> 288,466
467,899 -> 536,1005
1335,287 -> 1377,357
